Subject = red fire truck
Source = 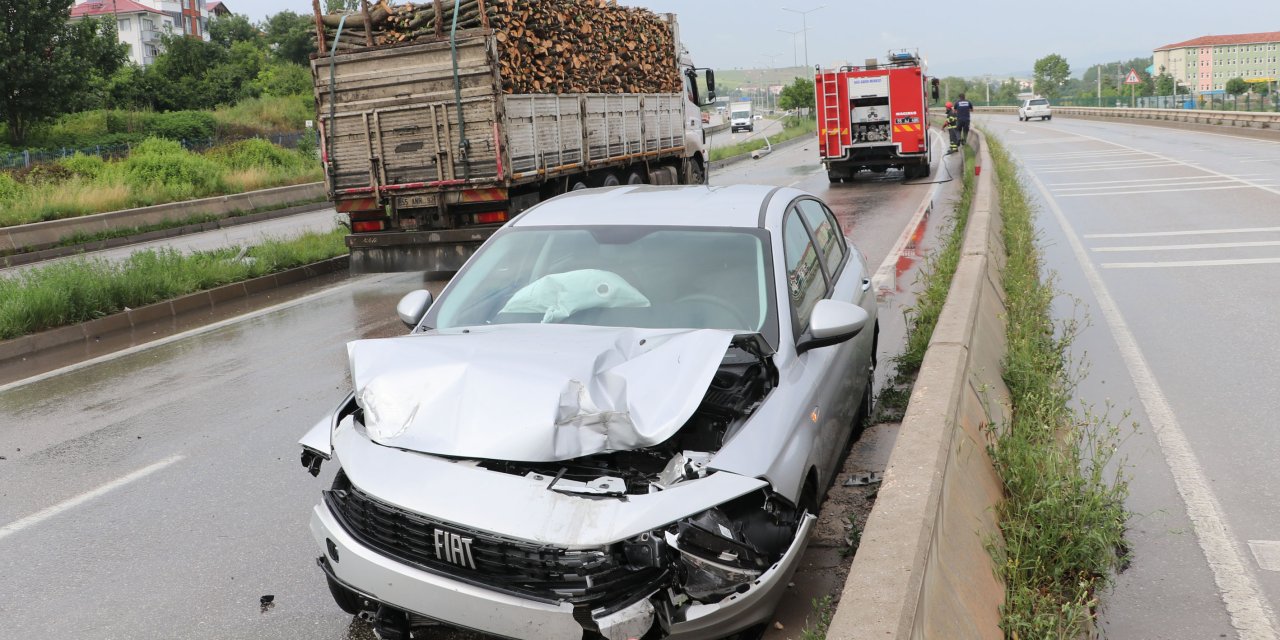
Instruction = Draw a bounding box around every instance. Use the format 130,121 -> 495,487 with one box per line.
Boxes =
815,51 -> 937,182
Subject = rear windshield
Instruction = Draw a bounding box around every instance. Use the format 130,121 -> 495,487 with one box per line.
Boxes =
1030,99 -> 1049,106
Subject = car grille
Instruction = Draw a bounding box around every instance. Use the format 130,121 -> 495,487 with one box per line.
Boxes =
324,476 -> 666,610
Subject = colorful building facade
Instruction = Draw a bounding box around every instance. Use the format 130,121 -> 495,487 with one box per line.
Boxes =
1154,31 -> 1280,94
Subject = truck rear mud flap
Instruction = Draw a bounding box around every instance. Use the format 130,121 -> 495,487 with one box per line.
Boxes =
346,228 -> 497,274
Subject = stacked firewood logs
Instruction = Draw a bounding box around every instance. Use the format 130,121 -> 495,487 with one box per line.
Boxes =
315,0 -> 681,94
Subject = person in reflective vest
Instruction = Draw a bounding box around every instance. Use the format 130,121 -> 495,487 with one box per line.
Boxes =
944,102 -> 959,153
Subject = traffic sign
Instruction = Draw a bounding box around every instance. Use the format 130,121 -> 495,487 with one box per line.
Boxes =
1124,69 -> 1141,85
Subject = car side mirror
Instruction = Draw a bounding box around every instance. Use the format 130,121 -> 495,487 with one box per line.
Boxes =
796,299 -> 868,354
396,290 -> 433,328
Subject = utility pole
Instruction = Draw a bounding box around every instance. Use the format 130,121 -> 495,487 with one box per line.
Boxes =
778,28 -> 804,70
782,5 -> 823,71
1097,63 -> 1102,107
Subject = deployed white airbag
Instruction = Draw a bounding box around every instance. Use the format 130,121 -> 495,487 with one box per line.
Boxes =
499,269 -> 650,323
347,324 -> 735,461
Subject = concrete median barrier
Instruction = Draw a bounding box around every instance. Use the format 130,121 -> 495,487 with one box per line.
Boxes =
0,182 -> 325,255
826,133 -> 1008,639
974,105 -> 1280,138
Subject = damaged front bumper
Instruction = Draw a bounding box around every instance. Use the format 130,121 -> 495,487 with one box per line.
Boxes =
311,496 -> 814,640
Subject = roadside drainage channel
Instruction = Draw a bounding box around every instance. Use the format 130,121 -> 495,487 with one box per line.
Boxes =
0,199 -> 332,269
0,182 -> 326,256
827,130 -> 1010,639
0,256 -> 349,386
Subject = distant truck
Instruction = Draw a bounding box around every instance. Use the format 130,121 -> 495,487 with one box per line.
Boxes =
729,100 -> 753,132
311,10 -> 715,273
815,50 -> 935,181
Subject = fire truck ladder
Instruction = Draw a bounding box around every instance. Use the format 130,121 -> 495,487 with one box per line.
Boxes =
819,73 -> 842,152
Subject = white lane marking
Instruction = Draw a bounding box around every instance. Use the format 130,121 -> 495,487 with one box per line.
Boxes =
1040,162 -> 1180,174
1051,174 -> 1257,187
1039,157 -> 1174,168
1054,178 -> 1245,192
0,455 -> 185,542
1021,161 -> 1280,639
1086,226 -> 1280,239
1065,130 -> 1280,198
1248,541 -> 1280,571
1094,240 -> 1280,252
1239,159 -> 1280,163
1102,257 -> 1280,269
1059,184 -> 1254,197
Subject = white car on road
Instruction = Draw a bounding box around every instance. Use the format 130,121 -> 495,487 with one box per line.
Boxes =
1018,98 -> 1052,121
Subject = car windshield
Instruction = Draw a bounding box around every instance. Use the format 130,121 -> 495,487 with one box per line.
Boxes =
1030,99 -> 1049,106
428,226 -> 776,343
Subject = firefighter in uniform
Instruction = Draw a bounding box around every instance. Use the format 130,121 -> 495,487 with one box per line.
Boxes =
944,102 -> 959,153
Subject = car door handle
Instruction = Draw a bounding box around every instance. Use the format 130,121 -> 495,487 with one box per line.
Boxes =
861,278 -> 871,291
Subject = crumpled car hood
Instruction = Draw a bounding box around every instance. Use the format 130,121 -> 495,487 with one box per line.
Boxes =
347,324 -> 736,462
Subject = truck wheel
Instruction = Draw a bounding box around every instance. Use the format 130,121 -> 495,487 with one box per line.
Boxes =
686,157 -> 706,185
326,574 -> 367,615
594,171 -> 621,187
568,177 -> 590,191
625,169 -> 647,185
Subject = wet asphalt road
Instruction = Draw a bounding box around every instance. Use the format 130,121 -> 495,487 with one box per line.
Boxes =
978,114 -> 1280,640
0,137 -> 953,639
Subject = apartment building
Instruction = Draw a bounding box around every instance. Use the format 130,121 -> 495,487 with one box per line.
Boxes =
70,0 -> 212,66
1154,31 -> 1280,93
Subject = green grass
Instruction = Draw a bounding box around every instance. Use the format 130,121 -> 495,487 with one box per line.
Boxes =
895,144 -> 976,375
798,595 -> 835,640
0,228 -> 348,340
708,118 -> 816,162
985,131 -> 1130,639
0,137 -> 321,229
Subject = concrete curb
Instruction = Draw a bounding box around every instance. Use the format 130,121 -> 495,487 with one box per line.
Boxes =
0,199 -> 331,268
0,255 -> 349,371
708,133 -> 816,172
826,132 -> 1009,639
0,182 -> 325,255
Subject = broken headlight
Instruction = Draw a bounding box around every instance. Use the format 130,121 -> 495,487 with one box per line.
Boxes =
666,496 -> 800,602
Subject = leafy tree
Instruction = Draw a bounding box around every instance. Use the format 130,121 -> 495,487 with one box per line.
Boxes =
325,0 -> 361,11
0,2 -> 126,144
1154,73 -> 1174,96
1225,77 -> 1248,95
263,11 -> 316,66
253,62 -> 312,97
210,14 -> 260,48
1033,53 -> 1070,99
777,77 -> 814,111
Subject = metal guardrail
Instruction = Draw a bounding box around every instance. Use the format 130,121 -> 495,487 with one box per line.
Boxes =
974,105 -> 1280,131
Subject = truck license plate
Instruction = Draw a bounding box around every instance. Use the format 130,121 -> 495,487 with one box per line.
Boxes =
396,194 -> 438,209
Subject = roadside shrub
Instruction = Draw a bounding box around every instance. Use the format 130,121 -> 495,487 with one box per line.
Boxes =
206,138 -> 305,172
0,173 -> 21,201
122,137 -> 222,194
11,164 -> 75,185
150,111 -> 218,142
59,153 -> 109,179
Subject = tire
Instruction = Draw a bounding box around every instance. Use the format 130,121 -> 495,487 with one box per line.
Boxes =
625,169 -> 647,185
594,171 -> 621,188
568,177 -> 590,191
685,156 -> 706,185
917,160 -> 931,178
326,574 -> 366,615
1046,115 -> 1052,121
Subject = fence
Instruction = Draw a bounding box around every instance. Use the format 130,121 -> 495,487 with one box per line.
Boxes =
0,131 -> 309,170
967,93 -> 1278,112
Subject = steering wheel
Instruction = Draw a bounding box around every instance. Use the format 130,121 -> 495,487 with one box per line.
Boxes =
673,293 -> 753,330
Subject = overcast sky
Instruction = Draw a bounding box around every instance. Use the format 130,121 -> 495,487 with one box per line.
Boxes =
236,0 -> 1280,78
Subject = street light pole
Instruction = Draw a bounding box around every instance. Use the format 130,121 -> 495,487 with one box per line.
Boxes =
782,5 -> 823,71
778,28 -> 804,70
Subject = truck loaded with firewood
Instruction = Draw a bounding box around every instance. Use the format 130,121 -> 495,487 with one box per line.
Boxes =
310,0 -> 716,273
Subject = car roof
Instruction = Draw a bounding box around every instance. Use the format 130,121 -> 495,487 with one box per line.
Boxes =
510,184 -> 798,229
